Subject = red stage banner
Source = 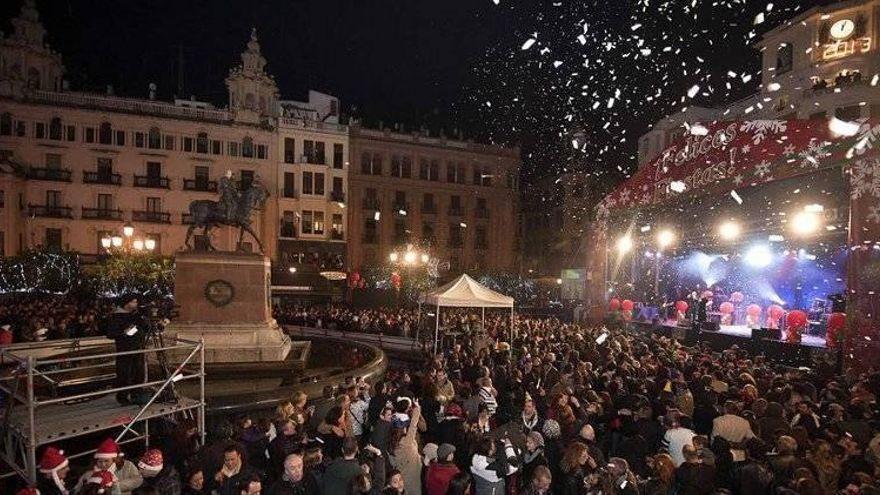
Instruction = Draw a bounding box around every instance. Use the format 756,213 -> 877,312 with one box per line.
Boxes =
598,119 -> 879,214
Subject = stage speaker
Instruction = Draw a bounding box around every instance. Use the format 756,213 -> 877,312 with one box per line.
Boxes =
829,294 -> 846,313
701,321 -> 720,332
751,328 -> 781,341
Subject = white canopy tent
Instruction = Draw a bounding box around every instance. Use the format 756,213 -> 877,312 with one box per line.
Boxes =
418,274 -> 514,354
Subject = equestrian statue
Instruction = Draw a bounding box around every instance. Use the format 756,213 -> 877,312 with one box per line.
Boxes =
184,170 -> 269,253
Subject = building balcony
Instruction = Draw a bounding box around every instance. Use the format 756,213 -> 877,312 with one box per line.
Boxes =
132,210 -> 171,223
282,187 -> 297,199
31,90 -> 232,123
28,167 -> 72,182
81,207 -> 123,220
331,229 -> 344,240
183,178 -> 217,192
133,175 -> 170,189
330,190 -> 345,202
448,206 -> 463,217
421,204 -> 437,215
83,171 -> 122,185
475,208 -> 490,219
363,198 -> 381,210
29,204 -> 73,218
362,233 -> 378,244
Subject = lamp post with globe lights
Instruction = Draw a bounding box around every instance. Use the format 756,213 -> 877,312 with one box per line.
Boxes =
100,222 -> 156,255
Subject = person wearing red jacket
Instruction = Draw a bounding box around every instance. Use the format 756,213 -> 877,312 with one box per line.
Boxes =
425,443 -> 459,495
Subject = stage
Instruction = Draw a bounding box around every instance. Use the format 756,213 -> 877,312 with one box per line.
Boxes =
717,324 -> 826,348
629,319 -> 831,367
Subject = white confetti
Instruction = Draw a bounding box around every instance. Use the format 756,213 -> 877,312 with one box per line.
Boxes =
730,190 -> 743,204
753,12 -> 765,25
687,84 -> 700,98
521,38 -> 536,50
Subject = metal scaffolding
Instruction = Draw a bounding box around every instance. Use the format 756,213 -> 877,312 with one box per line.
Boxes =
0,335 -> 205,484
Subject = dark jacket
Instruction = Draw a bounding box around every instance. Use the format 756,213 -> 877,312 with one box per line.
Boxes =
674,462 -> 716,495
142,466 -> 182,495
267,476 -> 309,495
323,457 -> 362,495
731,461 -> 773,495
36,476 -> 67,495
105,308 -> 146,350
216,466 -> 259,495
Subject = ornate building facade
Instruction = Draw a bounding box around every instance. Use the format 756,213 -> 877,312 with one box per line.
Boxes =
347,125 -> 520,274
0,0 -> 521,281
638,0 -> 880,166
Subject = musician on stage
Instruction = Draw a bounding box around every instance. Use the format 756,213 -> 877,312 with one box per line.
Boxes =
106,293 -> 149,405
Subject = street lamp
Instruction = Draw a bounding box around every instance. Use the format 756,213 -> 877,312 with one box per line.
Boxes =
102,224 -> 156,254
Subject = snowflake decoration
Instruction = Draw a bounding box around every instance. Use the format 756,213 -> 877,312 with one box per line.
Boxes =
741,144 -> 751,154
740,120 -> 788,145
850,157 -> 880,200
783,143 -> 796,156
618,188 -> 631,205
868,205 -> 880,224
732,174 -> 743,185
798,139 -> 831,169
853,123 -> 880,157
754,160 -> 771,178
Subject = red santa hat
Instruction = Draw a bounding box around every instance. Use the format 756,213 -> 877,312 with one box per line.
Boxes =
39,446 -> 68,474
94,438 -> 122,459
86,470 -> 114,494
138,449 -> 163,474
16,488 -> 40,495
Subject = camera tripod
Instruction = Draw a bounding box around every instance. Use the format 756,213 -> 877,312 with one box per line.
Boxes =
142,311 -> 180,403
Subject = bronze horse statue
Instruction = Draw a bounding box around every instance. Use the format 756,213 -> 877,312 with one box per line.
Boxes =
184,182 -> 269,253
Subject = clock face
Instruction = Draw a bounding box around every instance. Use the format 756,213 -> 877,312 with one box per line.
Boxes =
830,19 -> 855,40
204,279 -> 235,307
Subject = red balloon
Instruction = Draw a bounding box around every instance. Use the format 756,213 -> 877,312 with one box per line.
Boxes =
786,310 -> 808,330
768,304 -> 784,320
729,292 -> 744,303
675,300 -> 688,313
719,302 -> 735,314
621,299 -> 634,311
609,298 -> 621,311
701,290 -> 714,299
746,304 -> 762,317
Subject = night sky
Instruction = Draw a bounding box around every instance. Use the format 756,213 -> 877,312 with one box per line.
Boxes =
2,0 -> 833,186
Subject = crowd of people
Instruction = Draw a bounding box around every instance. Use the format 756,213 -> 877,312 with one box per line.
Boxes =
13,309 -> 880,495
0,294 -> 109,343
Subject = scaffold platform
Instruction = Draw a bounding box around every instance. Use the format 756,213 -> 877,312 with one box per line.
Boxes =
0,336 -> 205,484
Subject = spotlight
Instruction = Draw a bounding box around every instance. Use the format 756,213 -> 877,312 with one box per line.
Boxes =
791,211 -> 821,236
657,229 -> 675,249
744,244 -> 773,268
389,252 -> 399,262
615,236 -> 633,254
718,220 -> 741,241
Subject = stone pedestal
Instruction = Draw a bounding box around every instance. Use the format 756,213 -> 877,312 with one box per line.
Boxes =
166,251 -> 291,363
